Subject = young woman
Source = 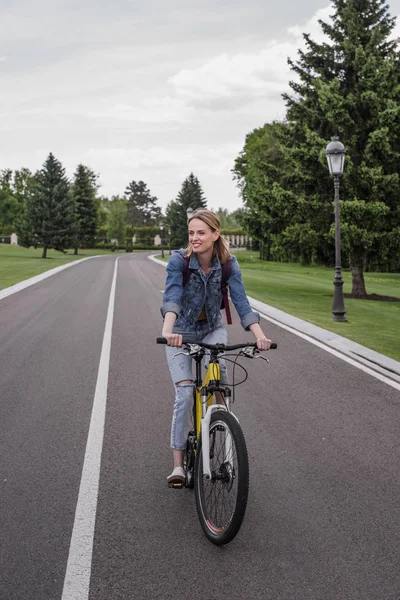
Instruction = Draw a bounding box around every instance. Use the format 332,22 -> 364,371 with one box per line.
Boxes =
161,209 -> 272,484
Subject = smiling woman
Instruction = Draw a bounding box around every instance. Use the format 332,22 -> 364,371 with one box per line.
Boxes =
160,208 -> 272,485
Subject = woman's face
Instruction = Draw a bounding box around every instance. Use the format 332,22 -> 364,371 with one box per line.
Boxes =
188,218 -> 219,257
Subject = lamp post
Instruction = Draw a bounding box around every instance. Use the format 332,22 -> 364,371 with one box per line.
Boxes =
160,224 -> 164,258
186,206 -> 194,222
325,136 -> 347,322
168,227 -> 171,255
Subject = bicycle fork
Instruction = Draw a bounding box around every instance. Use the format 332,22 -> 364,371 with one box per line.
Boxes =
200,389 -> 235,480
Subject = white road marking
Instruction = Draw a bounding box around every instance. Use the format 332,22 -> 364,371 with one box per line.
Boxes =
151,253 -> 400,391
61,257 -> 119,600
259,312 -> 400,392
0,255 -> 101,301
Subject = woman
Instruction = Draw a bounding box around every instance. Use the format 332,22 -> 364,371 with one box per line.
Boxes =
161,209 -> 272,484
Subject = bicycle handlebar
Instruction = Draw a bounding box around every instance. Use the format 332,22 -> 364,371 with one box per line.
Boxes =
156,337 -> 277,351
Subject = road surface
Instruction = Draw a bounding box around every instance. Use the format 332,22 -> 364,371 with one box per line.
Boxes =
1,253 -> 399,600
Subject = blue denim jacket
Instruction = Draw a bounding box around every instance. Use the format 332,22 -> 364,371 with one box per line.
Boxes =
161,249 -> 260,331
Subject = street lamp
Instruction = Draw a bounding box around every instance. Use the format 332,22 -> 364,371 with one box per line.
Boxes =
160,224 -> 164,258
168,227 -> 171,255
325,136 -> 347,322
186,206 -> 194,222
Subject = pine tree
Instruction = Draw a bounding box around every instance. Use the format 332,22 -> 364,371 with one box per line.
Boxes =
166,173 -> 207,248
125,180 -> 161,227
72,165 -> 98,254
282,0 -> 400,295
22,153 -> 75,258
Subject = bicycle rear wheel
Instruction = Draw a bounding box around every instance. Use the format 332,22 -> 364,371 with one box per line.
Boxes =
194,410 -> 249,545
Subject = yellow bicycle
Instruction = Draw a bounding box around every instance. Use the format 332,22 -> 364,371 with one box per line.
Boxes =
157,337 -> 277,545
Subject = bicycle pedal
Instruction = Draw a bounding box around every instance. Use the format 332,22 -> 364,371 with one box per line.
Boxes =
169,481 -> 184,489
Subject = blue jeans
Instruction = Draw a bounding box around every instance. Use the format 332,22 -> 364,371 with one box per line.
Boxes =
166,320 -> 228,450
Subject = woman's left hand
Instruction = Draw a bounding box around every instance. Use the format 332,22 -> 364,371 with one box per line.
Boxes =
256,336 -> 272,351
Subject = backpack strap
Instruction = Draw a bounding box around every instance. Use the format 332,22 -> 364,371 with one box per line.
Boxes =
221,259 -> 232,324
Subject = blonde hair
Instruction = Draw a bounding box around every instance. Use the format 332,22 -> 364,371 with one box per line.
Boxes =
185,209 -> 231,264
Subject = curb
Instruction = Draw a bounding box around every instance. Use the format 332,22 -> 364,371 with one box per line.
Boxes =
148,253 -> 400,385
0,255 -> 102,301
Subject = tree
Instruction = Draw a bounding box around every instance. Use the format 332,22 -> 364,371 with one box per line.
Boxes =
107,196 -> 127,244
0,169 -> 20,230
210,207 -> 243,229
166,173 -> 207,248
96,196 -> 110,241
232,122 -> 303,261
125,180 -> 161,227
18,153 -> 75,258
72,165 -> 98,254
282,0 -> 400,295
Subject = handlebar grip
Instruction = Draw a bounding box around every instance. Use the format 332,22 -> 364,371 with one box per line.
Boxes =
156,337 -> 167,344
270,343 -> 278,350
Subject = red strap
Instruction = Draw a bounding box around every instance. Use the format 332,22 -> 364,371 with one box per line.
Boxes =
223,289 -> 232,324
222,259 -> 232,324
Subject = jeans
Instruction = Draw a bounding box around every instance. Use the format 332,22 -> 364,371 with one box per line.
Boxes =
166,320 -> 228,450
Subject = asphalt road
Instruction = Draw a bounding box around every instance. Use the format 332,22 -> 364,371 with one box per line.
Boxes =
1,253 -> 399,600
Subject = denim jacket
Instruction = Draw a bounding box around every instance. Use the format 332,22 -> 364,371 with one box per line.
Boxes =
161,249 -> 260,331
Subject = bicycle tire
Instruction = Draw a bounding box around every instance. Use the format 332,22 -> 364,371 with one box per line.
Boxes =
194,410 -> 249,545
184,388 -> 197,489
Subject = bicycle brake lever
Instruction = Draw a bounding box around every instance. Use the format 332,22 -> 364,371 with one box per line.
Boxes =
254,354 -> 270,363
240,347 -> 270,362
173,350 -> 190,358
240,346 -> 258,358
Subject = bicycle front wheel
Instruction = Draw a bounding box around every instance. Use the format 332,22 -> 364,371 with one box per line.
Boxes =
194,410 -> 249,545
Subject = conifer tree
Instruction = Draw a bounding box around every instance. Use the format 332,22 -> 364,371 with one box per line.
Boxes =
283,0 -> 400,295
21,153 -> 74,258
72,165 -> 98,254
125,180 -> 161,227
166,173 -> 207,248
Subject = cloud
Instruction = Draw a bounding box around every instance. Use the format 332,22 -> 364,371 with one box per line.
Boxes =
86,97 -> 193,125
169,42 -> 294,111
168,6 -> 335,113
1,1 -> 399,213
287,5 -> 333,42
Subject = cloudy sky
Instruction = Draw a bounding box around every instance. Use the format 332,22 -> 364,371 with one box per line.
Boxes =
1,1 -> 400,212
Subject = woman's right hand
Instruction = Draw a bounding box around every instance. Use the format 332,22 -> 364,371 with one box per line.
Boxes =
162,332 -> 183,347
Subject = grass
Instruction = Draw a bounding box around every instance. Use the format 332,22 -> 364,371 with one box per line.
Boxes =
236,252 -> 400,362
158,250 -> 400,362
0,244 -> 134,289
2,245 -> 399,361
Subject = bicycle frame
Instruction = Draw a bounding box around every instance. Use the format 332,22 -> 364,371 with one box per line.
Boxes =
192,350 -> 233,480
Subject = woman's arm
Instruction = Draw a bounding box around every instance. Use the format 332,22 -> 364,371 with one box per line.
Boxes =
228,257 -> 271,350
162,312 -> 183,347
161,251 -> 185,318
249,322 -> 272,351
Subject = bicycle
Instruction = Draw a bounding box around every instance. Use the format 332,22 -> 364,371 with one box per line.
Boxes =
156,337 -> 277,545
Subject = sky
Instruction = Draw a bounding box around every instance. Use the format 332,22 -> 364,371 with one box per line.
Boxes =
1,0 -> 400,213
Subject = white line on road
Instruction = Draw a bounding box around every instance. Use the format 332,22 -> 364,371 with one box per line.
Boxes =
259,312 -> 400,392
0,255 -> 101,301
61,257 -> 119,600
149,254 -> 400,389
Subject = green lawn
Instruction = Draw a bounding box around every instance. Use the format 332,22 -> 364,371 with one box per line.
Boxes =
158,250 -> 400,362
2,245 -> 399,361
0,244 -> 131,289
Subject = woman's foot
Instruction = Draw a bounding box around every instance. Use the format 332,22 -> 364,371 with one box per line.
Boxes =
167,466 -> 185,484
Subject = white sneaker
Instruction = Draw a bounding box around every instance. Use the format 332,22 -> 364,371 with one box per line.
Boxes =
167,466 -> 185,484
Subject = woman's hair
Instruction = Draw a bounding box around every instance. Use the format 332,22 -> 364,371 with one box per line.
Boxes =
185,209 -> 231,264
